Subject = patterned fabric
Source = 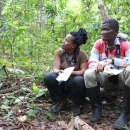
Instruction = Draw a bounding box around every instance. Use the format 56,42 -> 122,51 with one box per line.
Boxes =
55,49 -> 88,71
88,38 -> 130,70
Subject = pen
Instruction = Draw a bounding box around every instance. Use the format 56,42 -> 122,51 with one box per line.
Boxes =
58,81 -> 62,85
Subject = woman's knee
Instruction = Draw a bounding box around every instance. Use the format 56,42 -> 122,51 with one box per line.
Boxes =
71,76 -> 84,84
44,72 -> 57,83
70,76 -> 85,89
72,76 -> 84,82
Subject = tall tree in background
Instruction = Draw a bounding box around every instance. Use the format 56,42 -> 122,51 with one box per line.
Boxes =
0,1 -> 2,17
0,0 -> 130,78
96,0 -> 108,20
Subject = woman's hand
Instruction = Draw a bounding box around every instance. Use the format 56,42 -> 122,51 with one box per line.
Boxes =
59,70 -> 64,75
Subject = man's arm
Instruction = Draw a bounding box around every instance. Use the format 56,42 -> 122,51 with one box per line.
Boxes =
112,41 -> 130,67
112,52 -> 130,67
87,48 -> 99,69
88,40 -> 130,70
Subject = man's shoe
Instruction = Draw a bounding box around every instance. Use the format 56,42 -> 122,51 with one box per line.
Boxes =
86,87 -> 102,122
51,101 -> 67,113
72,104 -> 80,117
114,113 -> 128,130
114,85 -> 130,130
90,107 -> 102,122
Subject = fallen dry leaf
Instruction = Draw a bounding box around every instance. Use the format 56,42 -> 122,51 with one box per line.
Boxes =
17,115 -> 27,122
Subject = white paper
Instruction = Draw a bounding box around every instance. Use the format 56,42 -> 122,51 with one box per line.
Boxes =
56,67 -> 75,82
103,69 -> 123,75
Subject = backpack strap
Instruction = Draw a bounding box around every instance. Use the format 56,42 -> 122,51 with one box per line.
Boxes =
115,44 -> 120,58
105,44 -> 120,58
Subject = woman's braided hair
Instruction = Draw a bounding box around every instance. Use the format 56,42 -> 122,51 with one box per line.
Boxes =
70,28 -> 88,64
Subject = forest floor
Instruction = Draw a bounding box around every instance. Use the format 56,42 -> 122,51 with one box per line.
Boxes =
0,78 -> 130,130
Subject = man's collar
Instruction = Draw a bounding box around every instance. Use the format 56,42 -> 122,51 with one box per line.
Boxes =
106,37 -> 120,47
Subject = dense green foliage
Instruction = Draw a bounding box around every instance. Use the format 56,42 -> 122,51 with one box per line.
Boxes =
0,0 -> 130,79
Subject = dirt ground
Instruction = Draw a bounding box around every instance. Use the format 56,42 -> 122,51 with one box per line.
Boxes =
0,78 -> 130,130
0,96 -> 130,130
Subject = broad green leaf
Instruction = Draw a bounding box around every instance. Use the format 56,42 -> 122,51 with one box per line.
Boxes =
11,57 -> 28,62
15,29 -> 24,37
19,36 -> 31,41
6,67 -> 25,74
21,86 -> 32,92
15,96 -> 24,103
1,104 -> 10,109
36,88 -> 48,98
4,111 -> 13,120
18,26 -> 28,29
0,67 -> 7,80
28,109 -> 38,117
8,22 -> 17,29
32,82 -> 39,93
0,60 -> 12,67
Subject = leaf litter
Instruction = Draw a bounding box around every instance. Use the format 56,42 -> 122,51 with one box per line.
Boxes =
0,78 -> 130,130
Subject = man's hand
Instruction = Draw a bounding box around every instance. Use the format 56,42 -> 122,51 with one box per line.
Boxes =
107,59 -> 113,64
104,65 -> 112,77
94,62 -> 106,72
93,59 -> 113,72
104,65 -> 111,72
120,63 -> 130,67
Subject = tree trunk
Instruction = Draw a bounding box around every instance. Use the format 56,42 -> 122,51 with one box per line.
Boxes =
96,0 -> 108,21
0,1 -> 2,17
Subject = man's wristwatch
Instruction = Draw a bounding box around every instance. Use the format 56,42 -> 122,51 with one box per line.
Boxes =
111,58 -> 114,64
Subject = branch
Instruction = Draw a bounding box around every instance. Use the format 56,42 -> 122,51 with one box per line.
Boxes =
67,116 -> 94,130
96,0 -> 108,21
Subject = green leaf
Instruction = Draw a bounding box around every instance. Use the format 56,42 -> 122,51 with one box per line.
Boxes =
6,67 -> 25,74
18,26 -> 28,29
15,29 -> 24,37
0,59 -> 12,67
4,110 -> 13,120
1,104 -> 10,109
21,86 -> 32,92
46,112 -> 52,119
19,36 -> 31,41
8,22 -> 17,29
11,57 -> 29,62
14,96 -> 24,103
36,88 -> 48,98
32,82 -> 39,93
0,67 -> 7,80
28,109 -> 38,117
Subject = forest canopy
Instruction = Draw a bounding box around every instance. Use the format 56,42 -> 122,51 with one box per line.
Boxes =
0,0 -> 130,79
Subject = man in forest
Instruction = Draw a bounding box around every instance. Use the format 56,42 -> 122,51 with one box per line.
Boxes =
84,18 -> 130,129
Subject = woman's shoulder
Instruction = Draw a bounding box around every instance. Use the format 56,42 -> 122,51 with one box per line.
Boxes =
77,50 -> 88,62
55,48 -> 64,53
79,50 -> 87,55
55,48 -> 65,56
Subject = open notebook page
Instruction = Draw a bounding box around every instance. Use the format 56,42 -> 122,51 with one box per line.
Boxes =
56,67 -> 75,82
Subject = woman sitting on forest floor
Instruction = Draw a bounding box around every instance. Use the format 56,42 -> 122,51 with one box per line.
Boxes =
44,28 -> 88,116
